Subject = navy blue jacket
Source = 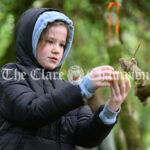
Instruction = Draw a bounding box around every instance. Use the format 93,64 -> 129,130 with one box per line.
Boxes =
0,8 -> 115,150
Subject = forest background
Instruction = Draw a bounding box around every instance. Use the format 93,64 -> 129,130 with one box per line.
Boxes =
1,0 -> 150,150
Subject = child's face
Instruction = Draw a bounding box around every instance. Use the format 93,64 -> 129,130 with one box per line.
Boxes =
36,25 -> 67,70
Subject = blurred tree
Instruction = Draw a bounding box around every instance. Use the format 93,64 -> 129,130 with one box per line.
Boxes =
0,0 -> 35,66
1,0 -> 150,149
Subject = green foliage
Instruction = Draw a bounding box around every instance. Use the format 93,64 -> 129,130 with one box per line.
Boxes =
1,0 -> 150,149
0,14 -> 14,58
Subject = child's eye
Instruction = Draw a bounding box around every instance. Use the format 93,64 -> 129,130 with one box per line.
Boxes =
60,43 -> 66,48
47,40 -> 53,44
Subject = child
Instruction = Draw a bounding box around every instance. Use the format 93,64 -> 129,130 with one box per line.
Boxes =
0,8 -> 130,150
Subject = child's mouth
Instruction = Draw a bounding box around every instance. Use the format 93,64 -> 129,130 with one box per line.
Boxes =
49,57 -> 58,63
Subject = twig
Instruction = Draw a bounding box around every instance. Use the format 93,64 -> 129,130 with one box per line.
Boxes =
132,44 -> 140,58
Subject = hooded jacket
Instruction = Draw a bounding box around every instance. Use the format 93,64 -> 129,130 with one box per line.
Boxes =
0,8 -> 115,150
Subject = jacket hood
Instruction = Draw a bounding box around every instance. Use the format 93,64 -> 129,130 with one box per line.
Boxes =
15,8 -> 74,69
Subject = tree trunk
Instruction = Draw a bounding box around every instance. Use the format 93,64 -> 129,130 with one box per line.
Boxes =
107,38 -> 143,150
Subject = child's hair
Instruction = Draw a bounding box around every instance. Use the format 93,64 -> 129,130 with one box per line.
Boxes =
39,21 -> 70,49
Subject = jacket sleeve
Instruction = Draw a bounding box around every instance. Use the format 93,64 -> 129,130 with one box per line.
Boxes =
72,105 -> 116,148
0,74 -> 84,129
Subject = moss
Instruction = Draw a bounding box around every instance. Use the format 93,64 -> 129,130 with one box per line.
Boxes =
120,101 -> 143,150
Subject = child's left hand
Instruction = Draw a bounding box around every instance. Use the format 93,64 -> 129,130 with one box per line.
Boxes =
106,72 -> 131,112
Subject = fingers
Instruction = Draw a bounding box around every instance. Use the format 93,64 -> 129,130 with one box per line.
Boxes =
99,71 -> 114,81
108,73 -> 129,111
125,76 -> 131,93
107,85 -> 122,111
89,69 -> 113,88
111,72 -> 131,98
92,79 -> 111,88
99,65 -> 114,71
110,83 -> 116,97
111,76 -> 120,96
119,73 -> 125,95
119,74 -> 131,97
93,65 -> 114,72
96,82 -> 111,87
90,68 -> 114,82
101,71 -> 131,112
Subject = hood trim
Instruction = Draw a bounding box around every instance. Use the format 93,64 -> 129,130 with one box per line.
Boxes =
32,11 -> 74,67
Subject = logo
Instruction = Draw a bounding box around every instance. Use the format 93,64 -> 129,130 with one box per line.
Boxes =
67,65 -> 84,85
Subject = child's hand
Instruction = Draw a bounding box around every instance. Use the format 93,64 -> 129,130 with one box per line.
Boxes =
79,65 -> 114,99
106,72 -> 131,112
89,65 -> 115,88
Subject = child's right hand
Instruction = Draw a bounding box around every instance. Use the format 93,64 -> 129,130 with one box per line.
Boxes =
79,65 -> 115,99
89,65 -> 115,88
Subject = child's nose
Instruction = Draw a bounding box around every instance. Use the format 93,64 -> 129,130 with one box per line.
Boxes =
51,44 -> 60,54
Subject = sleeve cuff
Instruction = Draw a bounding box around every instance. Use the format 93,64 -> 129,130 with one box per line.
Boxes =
79,74 -> 96,99
99,105 -> 121,125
